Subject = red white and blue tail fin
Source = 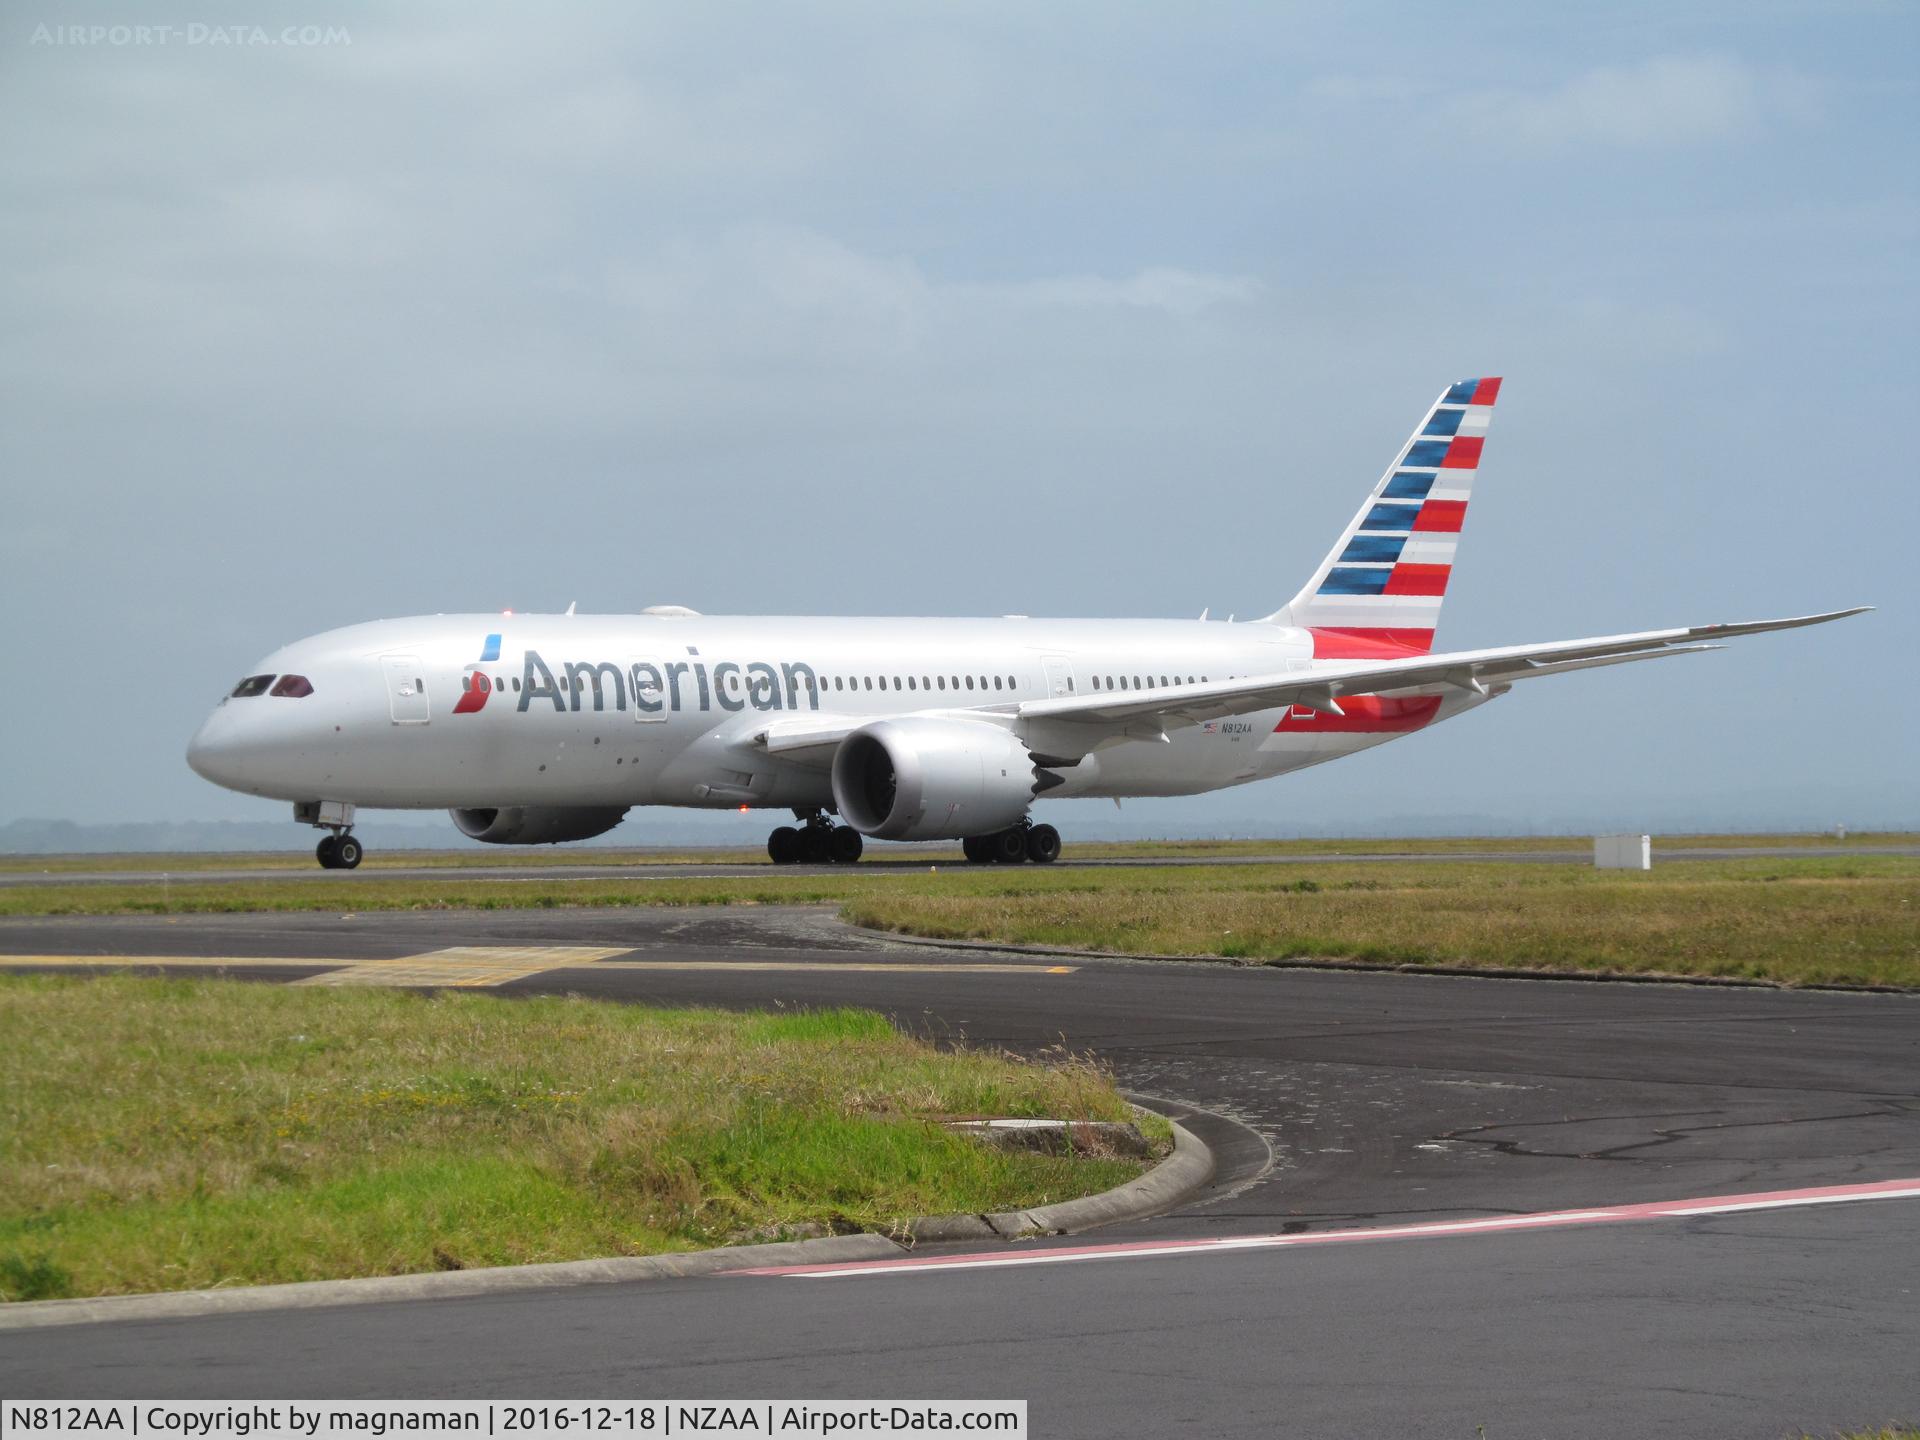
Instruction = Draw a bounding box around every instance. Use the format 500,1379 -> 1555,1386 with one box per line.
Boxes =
1261,377 -> 1500,657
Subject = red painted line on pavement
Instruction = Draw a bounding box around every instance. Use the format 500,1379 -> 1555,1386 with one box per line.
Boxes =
729,1177 -> 1920,1280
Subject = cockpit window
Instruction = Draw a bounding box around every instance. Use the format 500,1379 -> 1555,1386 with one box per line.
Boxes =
270,675 -> 314,698
230,675 -> 275,698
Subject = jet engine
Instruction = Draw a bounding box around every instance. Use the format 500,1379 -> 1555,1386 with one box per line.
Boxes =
830,718 -> 1058,841
450,806 -> 629,845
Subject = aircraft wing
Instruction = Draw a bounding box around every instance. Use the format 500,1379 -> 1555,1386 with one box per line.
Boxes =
1012,608 -> 1869,733
749,608 -> 1865,763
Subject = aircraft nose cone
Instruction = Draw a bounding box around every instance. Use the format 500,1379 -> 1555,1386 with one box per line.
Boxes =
186,706 -> 248,790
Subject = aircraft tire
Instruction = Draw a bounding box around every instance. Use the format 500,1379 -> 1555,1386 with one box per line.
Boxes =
315,835 -> 339,869
767,826 -> 801,864
334,835 -> 364,870
989,827 -> 1029,864
827,825 -> 864,864
798,826 -> 830,864
1025,824 -> 1061,864
961,835 -> 992,864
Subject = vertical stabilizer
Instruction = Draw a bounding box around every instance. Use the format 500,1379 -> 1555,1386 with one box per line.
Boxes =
1261,377 -> 1500,656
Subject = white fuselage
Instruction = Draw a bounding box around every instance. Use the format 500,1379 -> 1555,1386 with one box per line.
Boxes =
186,612 -> 1487,815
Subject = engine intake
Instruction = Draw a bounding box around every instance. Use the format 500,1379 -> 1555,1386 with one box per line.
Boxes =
831,718 -> 1049,841
450,806 -> 629,845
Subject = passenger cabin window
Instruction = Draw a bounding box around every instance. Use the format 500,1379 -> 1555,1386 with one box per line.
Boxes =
230,674 -> 274,698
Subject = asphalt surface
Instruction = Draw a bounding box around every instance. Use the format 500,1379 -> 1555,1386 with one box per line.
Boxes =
4,842 -> 1913,886
2,905 -> 1916,1435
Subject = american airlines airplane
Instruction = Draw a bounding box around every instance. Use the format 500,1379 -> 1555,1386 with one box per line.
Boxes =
187,377 -> 1863,869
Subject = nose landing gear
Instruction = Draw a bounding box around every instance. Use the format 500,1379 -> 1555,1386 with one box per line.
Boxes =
295,801 -> 363,869
962,819 -> 1061,865
768,810 -> 863,865
315,832 -> 363,870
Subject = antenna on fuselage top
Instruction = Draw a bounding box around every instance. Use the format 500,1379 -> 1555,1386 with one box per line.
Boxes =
1199,607 -> 1209,621
565,601 -> 577,616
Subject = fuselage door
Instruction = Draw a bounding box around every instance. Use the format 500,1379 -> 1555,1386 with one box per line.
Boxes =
381,654 -> 431,724
630,658 -> 669,723
1042,655 -> 1076,698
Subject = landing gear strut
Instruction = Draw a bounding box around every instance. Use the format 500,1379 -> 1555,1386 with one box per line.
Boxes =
768,810 -> 863,865
963,819 -> 1061,865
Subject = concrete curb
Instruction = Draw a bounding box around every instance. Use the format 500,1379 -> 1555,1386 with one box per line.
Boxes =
847,924 -> 1920,996
0,1106 -> 1212,1332
981,1118 -> 1211,1239
0,1233 -> 903,1333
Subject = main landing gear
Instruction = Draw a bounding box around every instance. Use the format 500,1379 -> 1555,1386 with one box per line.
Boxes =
768,810 -> 864,865
962,819 -> 1061,865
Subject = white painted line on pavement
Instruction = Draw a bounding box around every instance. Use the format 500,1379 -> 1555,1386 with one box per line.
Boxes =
731,1177 -> 1920,1280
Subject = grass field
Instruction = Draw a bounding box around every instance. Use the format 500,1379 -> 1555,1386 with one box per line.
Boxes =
1,831 -> 1910,874
847,856 -> 1920,988
0,974 -> 1146,1301
2,856 -> 1914,989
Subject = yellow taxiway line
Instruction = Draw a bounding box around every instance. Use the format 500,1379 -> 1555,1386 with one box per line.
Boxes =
592,960 -> 1075,974
294,946 -> 630,988
0,949 -> 1076,986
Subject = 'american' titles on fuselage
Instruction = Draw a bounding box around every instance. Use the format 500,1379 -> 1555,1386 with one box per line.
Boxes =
517,651 -> 822,715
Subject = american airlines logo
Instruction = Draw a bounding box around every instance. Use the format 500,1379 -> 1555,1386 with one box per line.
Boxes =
456,638 -> 822,716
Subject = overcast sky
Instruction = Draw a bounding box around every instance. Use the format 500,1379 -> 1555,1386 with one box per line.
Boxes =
2,2 -> 1914,838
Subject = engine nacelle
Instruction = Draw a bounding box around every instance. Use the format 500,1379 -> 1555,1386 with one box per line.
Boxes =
450,806 -> 629,845
831,718 -> 1045,841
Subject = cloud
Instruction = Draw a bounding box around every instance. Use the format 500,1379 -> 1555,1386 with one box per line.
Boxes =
981,267 -> 1264,317
592,226 -> 1262,366
1457,55 -> 1800,149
